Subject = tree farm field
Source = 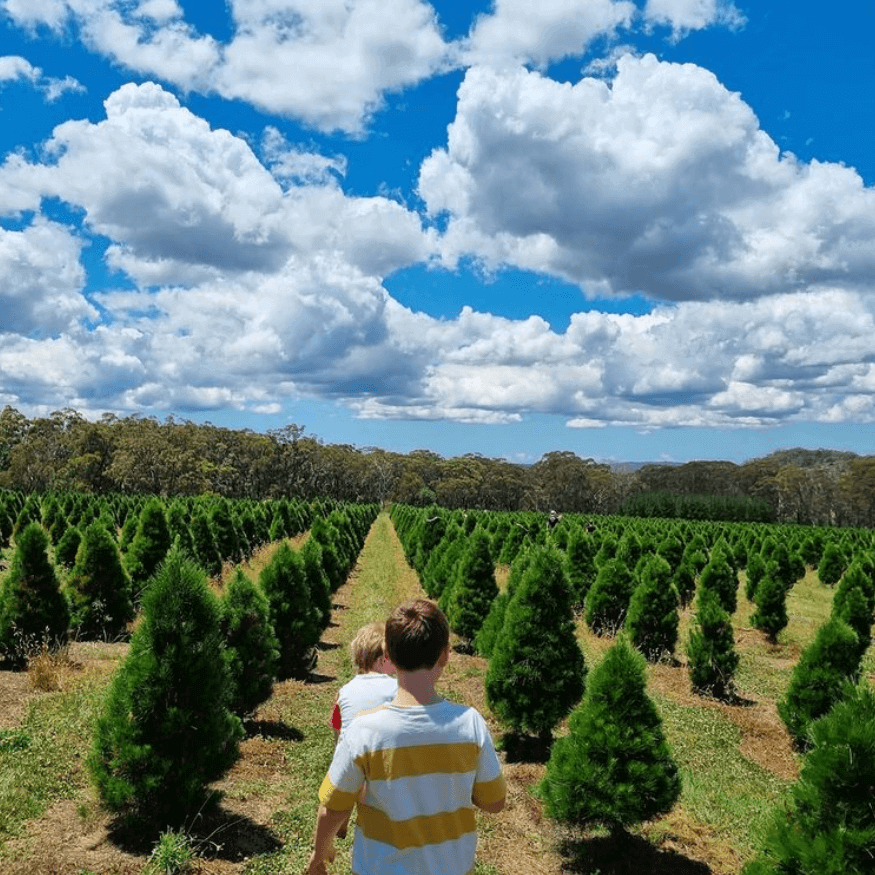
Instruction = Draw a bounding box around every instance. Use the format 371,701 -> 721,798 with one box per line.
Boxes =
0,512 -> 870,875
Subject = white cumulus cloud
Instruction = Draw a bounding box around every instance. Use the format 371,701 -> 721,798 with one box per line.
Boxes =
420,56 -> 875,303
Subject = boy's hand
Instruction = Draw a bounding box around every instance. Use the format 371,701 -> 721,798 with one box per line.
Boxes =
306,851 -> 328,875
306,842 -> 336,874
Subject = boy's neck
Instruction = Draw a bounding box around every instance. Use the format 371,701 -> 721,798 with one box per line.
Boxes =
392,665 -> 444,707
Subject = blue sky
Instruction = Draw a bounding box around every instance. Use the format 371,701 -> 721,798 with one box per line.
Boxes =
1,0 -> 873,466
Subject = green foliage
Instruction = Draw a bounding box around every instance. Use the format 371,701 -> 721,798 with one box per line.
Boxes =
744,683 -> 875,875
259,543 -> 320,680
699,550 -> 739,614
619,491 -> 773,522
474,551 -> 532,658
0,522 -> 70,669
777,617 -> 862,751
166,500 -> 195,558
124,497 -> 172,597
626,554 -> 679,662
445,530 -> 498,642
656,534 -> 684,573
209,500 -> 242,563
745,550 -> 767,601
564,528 -> 598,606
55,524 -> 82,568
750,567 -> 788,644
89,548 -> 243,824
539,636 -> 680,831
687,585 -> 739,699
220,567 -> 280,718
672,561 -> 697,608
66,521 -> 134,641
585,558 -> 635,636
144,829 -> 196,875
190,508 -> 222,577
309,517 -> 345,592
485,546 -> 586,738
616,530 -> 644,571
817,541 -> 846,586
831,560 -> 875,656
300,538 -> 333,631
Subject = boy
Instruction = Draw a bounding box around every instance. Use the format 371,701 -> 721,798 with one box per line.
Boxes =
307,599 -> 505,875
329,621 -> 397,741
307,599 -> 506,875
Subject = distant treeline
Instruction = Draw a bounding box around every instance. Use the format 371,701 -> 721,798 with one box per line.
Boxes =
2,406 -> 875,527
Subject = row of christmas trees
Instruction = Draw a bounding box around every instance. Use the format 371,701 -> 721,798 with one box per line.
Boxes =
391,504 -> 875,873
0,488 -> 350,666
0,487 -> 377,826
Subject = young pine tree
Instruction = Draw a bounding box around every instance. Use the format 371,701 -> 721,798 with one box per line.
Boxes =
219,567 -> 280,718
445,529 -> 498,645
626,554 -> 679,662
698,550 -> 739,615
300,538 -> 333,633
777,616 -> 862,751
831,560 -> 875,658
687,585 -> 739,699
89,548 -> 243,824
585,557 -> 635,636
66,522 -> 134,641
539,636 -> 680,834
485,546 -> 586,742
744,550 -> 767,601
744,682 -> 875,875
474,551 -> 533,658
190,509 -> 223,578
564,528 -> 598,607
750,565 -> 789,644
124,498 -> 171,598
817,541 -> 846,586
0,522 -> 70,669
259,543 -> 320,679
55,524 -> 82,569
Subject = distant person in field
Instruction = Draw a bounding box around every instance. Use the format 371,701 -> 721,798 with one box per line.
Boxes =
327,621 -> 397,840
547,509 -> 562,529
307,599 -> 506,875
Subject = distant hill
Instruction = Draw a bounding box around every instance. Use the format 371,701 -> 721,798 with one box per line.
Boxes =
609,448 -> 862,473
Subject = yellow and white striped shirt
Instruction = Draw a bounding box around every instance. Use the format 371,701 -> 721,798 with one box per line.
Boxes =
319,700 -> 506,875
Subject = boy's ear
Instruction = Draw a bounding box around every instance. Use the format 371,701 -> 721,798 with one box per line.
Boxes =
437,644 -> 450,667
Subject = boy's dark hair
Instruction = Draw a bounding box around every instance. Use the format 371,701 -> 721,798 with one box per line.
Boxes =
385,599 -> 449,671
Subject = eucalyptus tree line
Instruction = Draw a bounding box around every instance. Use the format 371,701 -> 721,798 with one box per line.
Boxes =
3,406 -> 875,526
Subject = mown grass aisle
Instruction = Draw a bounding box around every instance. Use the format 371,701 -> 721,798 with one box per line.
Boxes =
244,511 -> 427,875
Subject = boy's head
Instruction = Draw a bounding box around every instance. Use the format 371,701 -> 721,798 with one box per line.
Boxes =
384,599 -> 449,672
350,621 -> 388,672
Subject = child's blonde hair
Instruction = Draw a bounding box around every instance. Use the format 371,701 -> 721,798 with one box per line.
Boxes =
350,621 -> 386,672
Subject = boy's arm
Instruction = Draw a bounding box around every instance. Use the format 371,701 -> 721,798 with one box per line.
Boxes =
306,805 -> 347,874
476,797 -> 506,813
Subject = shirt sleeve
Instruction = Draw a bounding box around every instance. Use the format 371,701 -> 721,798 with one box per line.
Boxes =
471,716 -> 506,807
318,729 -> 365,812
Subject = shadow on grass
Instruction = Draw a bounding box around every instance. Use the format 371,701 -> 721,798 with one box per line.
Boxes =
316,640 -> 341,651
558,829 -> 712,875
305,672 -> 336,685
243,718 -> 304,742
498,732 -> 553,764
108,805 -> 284,861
